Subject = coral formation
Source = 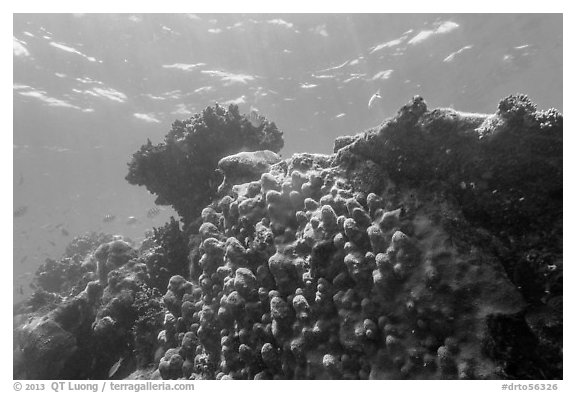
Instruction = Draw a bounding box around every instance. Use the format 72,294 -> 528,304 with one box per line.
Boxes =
14,96 -> 562,380
139,217 -> 189,290
154,146 -> 527,379
14,236 -> 165,379
217,150 -> 281,195
125,104 -> 284,224
31,232 -> 114,296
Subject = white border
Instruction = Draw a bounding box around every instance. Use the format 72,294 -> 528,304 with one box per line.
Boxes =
3,1 -> 572,390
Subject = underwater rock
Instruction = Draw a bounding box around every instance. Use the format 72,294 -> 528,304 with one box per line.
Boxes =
15,315 -> 78,379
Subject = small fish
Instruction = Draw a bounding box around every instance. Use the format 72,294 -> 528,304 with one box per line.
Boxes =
108,357 -> 124,378
19,256 -> 28,264
126,216 -> 138,225
368,90 -> 382,109
14,206 -> 28,218
103,214 -> 116,223
61,228 -> 69,236
147,207 -> 161,219
18,173 -> 24,186
18,285 -> 24,295
247,110 -> 263,128
48,240 -> 56,247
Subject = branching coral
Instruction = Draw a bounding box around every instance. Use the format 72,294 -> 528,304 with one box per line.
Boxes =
138,217 -> 190,290
126,104 -> 284,223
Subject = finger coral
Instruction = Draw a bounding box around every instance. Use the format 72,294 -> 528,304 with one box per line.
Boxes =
15,97 -> 562,380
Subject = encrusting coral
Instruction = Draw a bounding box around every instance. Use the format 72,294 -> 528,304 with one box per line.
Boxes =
13,96 -> 562,380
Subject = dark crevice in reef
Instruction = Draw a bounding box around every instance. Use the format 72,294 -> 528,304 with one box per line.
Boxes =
14,97 -> 562,380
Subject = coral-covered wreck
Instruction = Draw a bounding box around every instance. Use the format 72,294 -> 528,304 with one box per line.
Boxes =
13,95 -> 562,380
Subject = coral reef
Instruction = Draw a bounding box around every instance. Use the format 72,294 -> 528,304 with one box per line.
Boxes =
154,144 -> 528,379
14,96 -> 562,380
65,232 -> 115,260
14,237 -> 165,379
33,257 -> 85,294
31,232 -> 114,296
217,150 -> 281,195
138,217 -> 189,290
333,95 -> 563,378
125,104 -> 284,224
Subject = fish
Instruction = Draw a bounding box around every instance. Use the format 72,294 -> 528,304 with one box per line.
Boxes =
146,207 -> 161,219
48,240 -> 56,247
247,110 -> 263,128
14,206 -> 28,218
103,214 -> 116,223
18,173 -> 24,186
19,256 -> 28,264
126,216 -> 138,225
368,90 -> 382,109
61,228 -> 69,236
108,357 -> 124,378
